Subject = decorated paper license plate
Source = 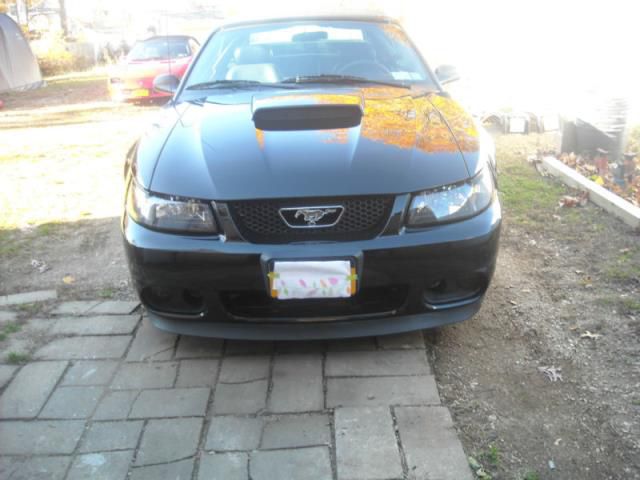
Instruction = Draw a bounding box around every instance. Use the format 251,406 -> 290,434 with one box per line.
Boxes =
131,89 -> 149,97
268,260 -> 357,300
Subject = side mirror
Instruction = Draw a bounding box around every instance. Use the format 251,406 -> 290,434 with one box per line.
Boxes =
153,74 -> 180,94
435,65 -> 460,85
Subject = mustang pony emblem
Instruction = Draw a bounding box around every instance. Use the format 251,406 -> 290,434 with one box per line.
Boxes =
278,206 -> 344,228
295,208 -> 338,226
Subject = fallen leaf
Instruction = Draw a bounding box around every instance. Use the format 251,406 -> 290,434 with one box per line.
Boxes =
476,468 -> 492,479
559,196 -> 580,208
535,162 -> 549,177
538,365 -> 563,382
559,191 -> 588,208
63,275 -> 75,285
580,331 -> 601,340
468,456 -> 481,470
30,259 -> 50,273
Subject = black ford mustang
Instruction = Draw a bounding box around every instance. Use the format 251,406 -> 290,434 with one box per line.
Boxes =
122,15 -> 501,340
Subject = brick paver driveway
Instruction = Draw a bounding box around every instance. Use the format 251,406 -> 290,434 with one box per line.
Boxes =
0,299 -> 472,479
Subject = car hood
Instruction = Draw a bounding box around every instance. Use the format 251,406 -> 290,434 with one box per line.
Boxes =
143,87 -> 481,200
112,58 -> 190,79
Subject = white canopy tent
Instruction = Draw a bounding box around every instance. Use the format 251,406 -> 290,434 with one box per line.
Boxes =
0,13 -> 43,93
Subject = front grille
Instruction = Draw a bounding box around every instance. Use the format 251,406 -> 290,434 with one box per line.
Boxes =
227,196 -> 394,244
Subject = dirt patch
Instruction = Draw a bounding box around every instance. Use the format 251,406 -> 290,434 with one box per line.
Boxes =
428,134 -> 640,480
0,73 -> 160,299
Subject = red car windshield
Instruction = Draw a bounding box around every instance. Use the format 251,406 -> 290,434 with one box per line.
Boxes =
127,38 -> 191,62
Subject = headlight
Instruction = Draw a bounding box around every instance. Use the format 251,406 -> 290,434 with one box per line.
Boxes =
127,181 -> 217,233
407,167 -> 495,227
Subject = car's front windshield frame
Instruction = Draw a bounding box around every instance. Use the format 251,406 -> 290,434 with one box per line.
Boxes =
176,19 -> 439,100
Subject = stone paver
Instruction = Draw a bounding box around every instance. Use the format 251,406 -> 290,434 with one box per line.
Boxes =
175,335 -> 223,358
199,452 -> 248,480
89,300 -> 139,315
50,314 -> 139,335
0,364 -> 17,389
131,459 -> 194,480
67,451 -> 133,480
205,416 -> 263,451
176,359 -> 219,387
1,298 -> 473,480
376,331 -> 425,349
0,361 -> 68,418
213,380 -> 268,415
268,354 -> 323,413
129,388 -> 209,418
0,420 -> 85,455
396,406 -> 474,480
326,350 -> 430,377
93,390 -> 139,420
50,300 -> 101,315
126,319 -> 176,362
225,340 -> 274,355
275,340 -> 327,354
40,386 -> 103,419
327,375 -> 440,408
111,361 -> 178,390
0,289 -> 57,306
61,360 -> 119,386
0,455 -> 71,480
250,447 -> 332,480
135,418 -> 203,466
35,336 -> 131,360
261,413 -> 331,449
335,407 -> 403,480
0,310 -> 18,322
80,420 -> 144,453
328,337 -> 377,351
218,355 -> 270,383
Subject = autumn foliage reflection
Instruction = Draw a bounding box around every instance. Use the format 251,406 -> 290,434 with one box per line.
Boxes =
253,89 -> 479,153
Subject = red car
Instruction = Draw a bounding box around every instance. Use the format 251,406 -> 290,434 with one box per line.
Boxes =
109,35 -> 199,102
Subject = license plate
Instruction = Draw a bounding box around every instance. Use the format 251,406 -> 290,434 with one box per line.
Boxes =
131,89 -> 149,98
268,260 -> 357,300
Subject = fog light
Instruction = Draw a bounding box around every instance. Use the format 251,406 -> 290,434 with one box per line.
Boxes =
141,287 -> 204,315
423,275 -> 486,306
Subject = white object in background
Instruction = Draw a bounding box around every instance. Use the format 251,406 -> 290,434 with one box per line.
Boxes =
542,115 -> 560,132
508,117 -> 527,133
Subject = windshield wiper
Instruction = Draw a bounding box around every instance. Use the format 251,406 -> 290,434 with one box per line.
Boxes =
186,80 -> 297,90
281,75 -> 410,89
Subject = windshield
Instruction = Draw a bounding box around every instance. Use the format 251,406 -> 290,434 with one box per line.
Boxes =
183,20 -> 433,90
127,38 -> 191,62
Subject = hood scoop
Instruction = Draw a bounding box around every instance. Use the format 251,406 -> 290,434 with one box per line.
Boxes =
253,104 -> 363,131
252,92 -> 364,131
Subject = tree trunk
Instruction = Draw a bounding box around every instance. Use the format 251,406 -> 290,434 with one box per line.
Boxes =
15,0 -> 25,25
59,0 -> 69,36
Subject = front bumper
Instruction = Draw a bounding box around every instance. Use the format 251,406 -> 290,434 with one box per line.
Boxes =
109,79 -> 170,101
122,199 -> 501,340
